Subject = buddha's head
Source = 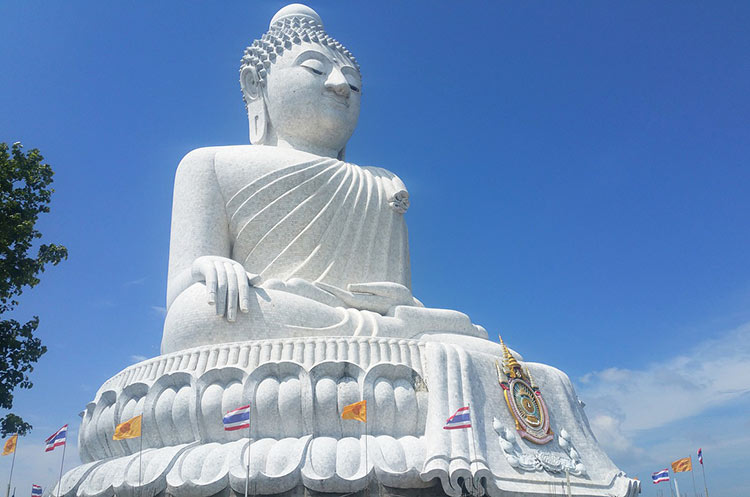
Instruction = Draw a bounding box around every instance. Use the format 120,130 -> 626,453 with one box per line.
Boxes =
240,4 -> 362,159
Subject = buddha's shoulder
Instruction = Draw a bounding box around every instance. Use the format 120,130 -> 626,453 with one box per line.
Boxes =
177,145 -> 336,175
176,145 -> 404,188
176,145 -> 289,171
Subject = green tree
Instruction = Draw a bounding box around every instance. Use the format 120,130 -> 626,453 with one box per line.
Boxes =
0,142 -> 67,436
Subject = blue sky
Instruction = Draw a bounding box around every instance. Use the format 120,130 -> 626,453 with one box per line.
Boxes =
1,1 -> 749,495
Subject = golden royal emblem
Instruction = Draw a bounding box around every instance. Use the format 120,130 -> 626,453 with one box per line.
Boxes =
496,336 -> 553,445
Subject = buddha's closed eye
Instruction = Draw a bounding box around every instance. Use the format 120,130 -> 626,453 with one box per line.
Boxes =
301,59 -> 326,75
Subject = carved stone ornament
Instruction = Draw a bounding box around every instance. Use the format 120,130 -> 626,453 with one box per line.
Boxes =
493,419 -> 587,476
496,337 -> 554,444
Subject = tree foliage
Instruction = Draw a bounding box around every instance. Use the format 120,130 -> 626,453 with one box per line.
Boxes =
0,142 -> 67,436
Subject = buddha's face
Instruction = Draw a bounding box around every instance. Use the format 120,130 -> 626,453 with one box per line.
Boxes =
264,42 -> 361,156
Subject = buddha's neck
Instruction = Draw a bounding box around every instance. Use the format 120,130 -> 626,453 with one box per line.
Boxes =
273,134 -> 341,159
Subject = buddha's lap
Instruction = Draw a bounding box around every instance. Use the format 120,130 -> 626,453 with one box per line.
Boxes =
162,283 -> 489,354
162,282 -> 355,353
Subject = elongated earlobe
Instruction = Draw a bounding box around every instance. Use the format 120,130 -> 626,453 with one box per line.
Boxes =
240,66 -> 268,144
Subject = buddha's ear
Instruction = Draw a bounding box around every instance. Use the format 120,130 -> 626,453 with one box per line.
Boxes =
337,146 -> 346,161
240,66 -> 268,144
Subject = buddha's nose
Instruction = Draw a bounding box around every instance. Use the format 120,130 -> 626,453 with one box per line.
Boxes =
325,67 -> 350,97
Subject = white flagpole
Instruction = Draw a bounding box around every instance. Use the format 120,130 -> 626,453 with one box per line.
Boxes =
689,457 -> 698,497
244,416 -> 251,497
467,404 -> 479,483
5,440 -> 16,497
56,437 -> 67,497
699,454 -> 709,497
673,473 -> 681,497
667,470 -> 680,497
138,426 -> 143,497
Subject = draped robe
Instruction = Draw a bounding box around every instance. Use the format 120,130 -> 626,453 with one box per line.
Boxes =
223,155 -> 411,290
162,146 -> 485,353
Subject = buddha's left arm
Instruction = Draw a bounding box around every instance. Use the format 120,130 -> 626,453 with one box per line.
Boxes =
166,147 -> 232,309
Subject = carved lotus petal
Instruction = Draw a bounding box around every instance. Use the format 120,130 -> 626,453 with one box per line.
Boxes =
492,417 -> 503,433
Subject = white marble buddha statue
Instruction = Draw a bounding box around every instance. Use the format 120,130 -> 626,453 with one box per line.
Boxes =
60,6 -> 639,497
161,3 -> 485,353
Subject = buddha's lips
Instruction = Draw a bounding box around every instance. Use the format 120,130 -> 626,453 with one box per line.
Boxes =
323,93 -> 349,108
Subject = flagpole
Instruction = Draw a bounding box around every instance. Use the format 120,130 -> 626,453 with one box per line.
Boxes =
700,457 -> 709,497
673,473 -> 681,497
5,441 -> 16,497
244,418 -> 251,497
56,437 -> 66,497
667,473 -> 680,497
689,457 -> 697,497
467,403 -> 479,490
138,426 -> 143,497
364,414 -> 369,497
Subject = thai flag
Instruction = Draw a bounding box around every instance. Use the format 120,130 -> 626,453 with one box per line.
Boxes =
223,404 -> 251,431
652,469 -> 669,484
697,448 -> 703,465
44,424 -> 67,452
443,406 -> 471,430
31,485 -> 42,497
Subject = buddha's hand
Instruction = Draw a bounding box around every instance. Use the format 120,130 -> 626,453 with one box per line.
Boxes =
191,256 -> 261,321
314,281 -> 421,315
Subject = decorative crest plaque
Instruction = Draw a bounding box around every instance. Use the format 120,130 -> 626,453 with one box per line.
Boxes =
496,336 -> 554,445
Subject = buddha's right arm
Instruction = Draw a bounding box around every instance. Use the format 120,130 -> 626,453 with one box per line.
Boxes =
166,147 -> 233,310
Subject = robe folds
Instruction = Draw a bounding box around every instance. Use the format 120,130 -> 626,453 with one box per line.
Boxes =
224,157 -> 411,290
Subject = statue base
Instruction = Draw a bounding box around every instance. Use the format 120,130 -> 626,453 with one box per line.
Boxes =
57,336 -> 639,497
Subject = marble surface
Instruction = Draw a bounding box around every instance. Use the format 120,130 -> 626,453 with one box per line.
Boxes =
59,337 -> 637,497
59,3 -> 640,497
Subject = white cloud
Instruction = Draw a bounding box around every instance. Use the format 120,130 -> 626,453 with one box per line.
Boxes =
576,322 -> 750,460
150,305 -> 167,317
588,413 -> 643,456
129,354 -> 148,363
123,276 -> 147,287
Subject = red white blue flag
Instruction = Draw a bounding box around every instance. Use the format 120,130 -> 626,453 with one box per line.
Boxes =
443,406 -> 471,430
31,485 -> 42,497
652,469 -> 669,484
44,424 -> 67,452
697,448 -> 703,465
223,405 -> 251,431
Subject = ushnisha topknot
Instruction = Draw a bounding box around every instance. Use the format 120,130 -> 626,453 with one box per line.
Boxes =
240,3 -> 360,105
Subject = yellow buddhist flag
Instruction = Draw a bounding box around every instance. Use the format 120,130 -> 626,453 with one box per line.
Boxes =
341,400 -> 367,422
113,414 -> 143,440
2,434 -> 17,455
671,456 -> 693,473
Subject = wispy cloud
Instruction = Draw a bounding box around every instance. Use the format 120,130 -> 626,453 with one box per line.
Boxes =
123,276 -> 147,286
130,354 -> 148,363
577,322 -> 750,461
150,305 -> 167,317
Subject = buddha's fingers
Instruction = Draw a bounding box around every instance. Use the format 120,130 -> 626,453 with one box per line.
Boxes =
347,282 -> 412,303
224,262 -> 238,321
214,260 -> 228,317
314,281 -> 351,299
193,258 -> 218,305
235,266 -> 252,313
315,282 -> 392,314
